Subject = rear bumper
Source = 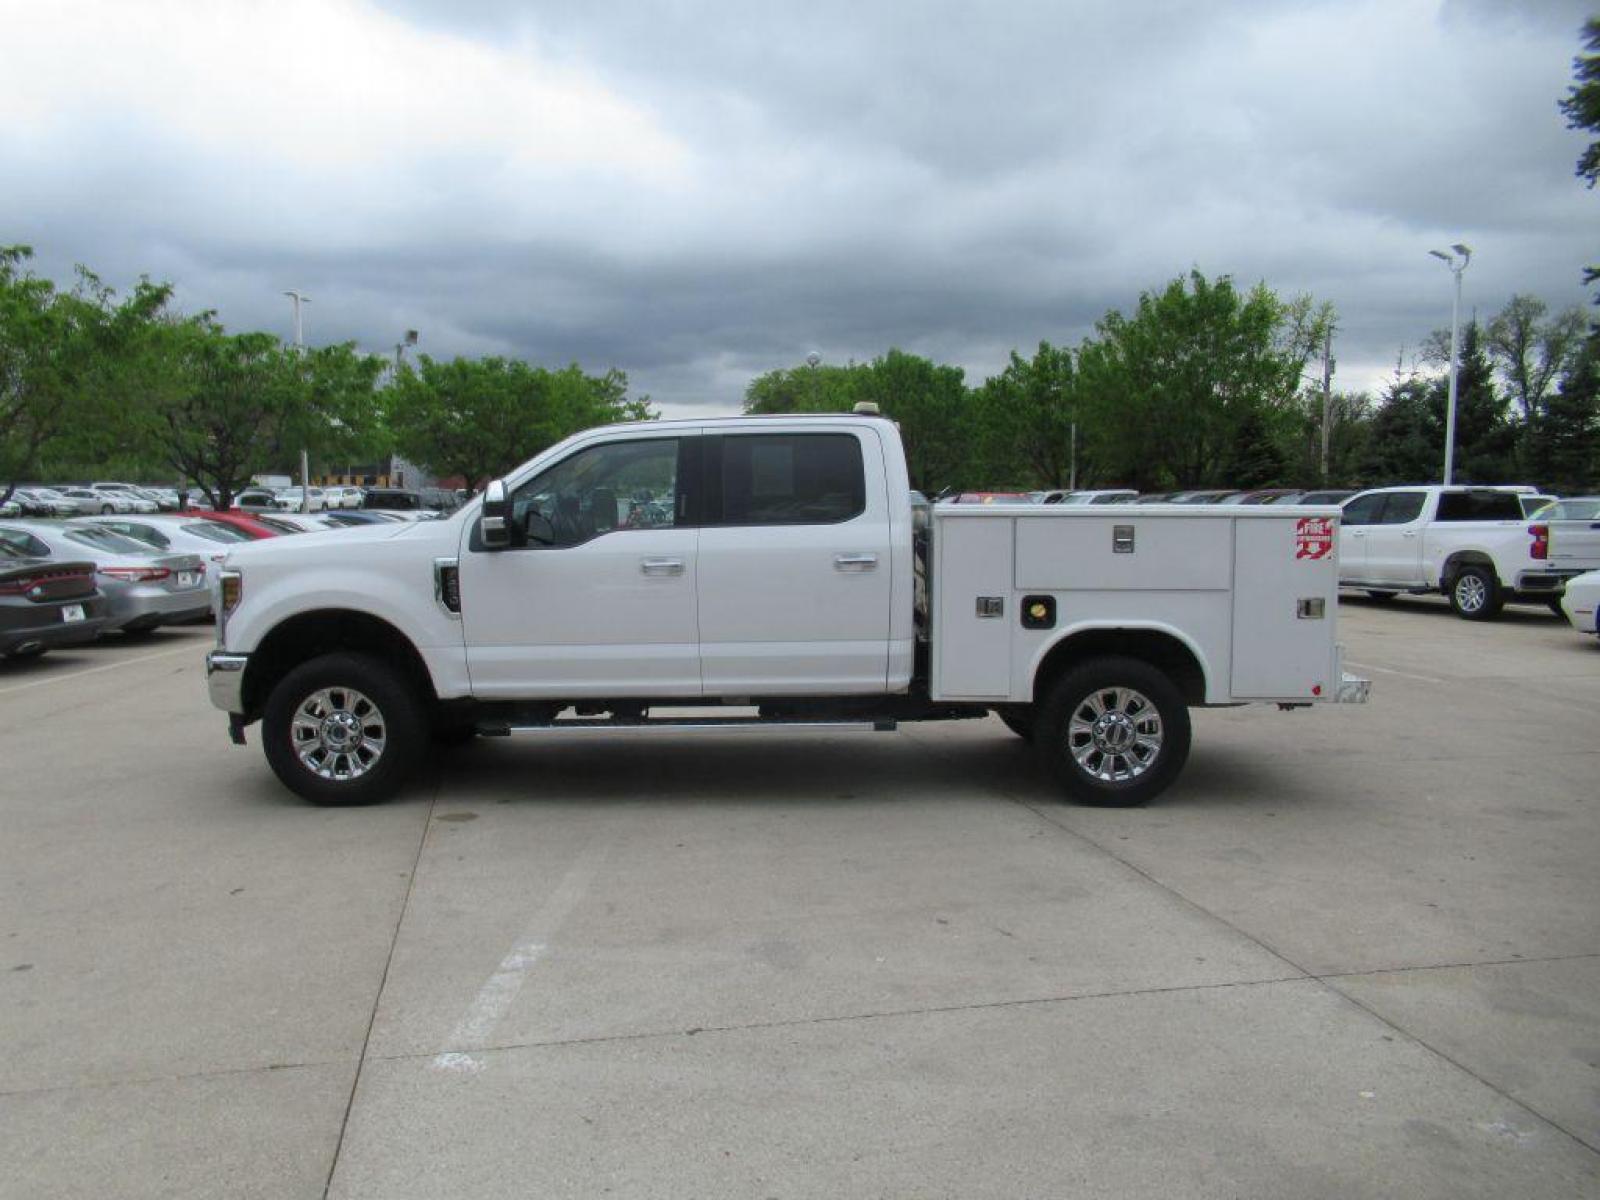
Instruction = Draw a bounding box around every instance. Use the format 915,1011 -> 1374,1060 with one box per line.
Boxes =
0,611 -> 109,656
1515,570 -> 1585,594
206,651 -> 249,713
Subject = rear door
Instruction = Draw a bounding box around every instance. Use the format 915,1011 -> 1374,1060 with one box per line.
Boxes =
695,427 -> 892,694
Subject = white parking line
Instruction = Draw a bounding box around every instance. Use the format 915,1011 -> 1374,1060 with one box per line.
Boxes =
1343,660 -> 1445,685
431,837 -> 609,1072
0,642 -> 202,697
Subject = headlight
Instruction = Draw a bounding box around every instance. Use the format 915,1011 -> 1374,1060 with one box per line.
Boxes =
220,569 -> 243,614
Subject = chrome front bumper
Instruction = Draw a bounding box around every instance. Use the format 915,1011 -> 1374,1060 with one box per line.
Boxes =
206,651 -> 248,714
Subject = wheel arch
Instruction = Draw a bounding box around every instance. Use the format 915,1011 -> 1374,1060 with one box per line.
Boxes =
242,609 -> 437,719
1439,549 -> 1498,588
1028,625 -> 1210,707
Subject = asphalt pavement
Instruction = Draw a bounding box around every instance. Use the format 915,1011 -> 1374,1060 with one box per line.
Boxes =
2,598 -> 1598,1198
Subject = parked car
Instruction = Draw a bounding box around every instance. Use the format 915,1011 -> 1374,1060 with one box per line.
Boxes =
1040,489 -> 1139,505
181,510 -> 281,540
1528,497 -> 1600,587
78,515 -> 262,567
0,522 -> 210,632
0,495 -> 18,519
320,485 -> 365,509
944,492 -> 1032,505
10,489 -> 71,517
320,510 -> 406,527
1519,493 -> 1559,517
0,541 -> 109,660
1277,488 -> 1355,506
35,487 -> 115,515
90,483 -> 161,513
1223,488 -> 1305,505
1167,490 -> 1240,505
1135,492 -> 1175,504
233,489 -> 279,511
272,486 -> 327,513
1338,485 -> 1595,619
1559,568 -> 1600,638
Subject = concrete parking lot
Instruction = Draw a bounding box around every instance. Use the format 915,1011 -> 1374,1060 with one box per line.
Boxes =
3,599 -> 1598,1199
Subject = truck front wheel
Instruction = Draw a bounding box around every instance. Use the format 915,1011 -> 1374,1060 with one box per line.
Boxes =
1447,564 -> 1503,621
262,652 -> 426,805
1034,657 -> 1191,806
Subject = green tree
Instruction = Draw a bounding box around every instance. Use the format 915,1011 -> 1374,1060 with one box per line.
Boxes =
1543,328 -> 1600,490
1,246 -> 172,499
1075,271 -> 1332,489
385,356 -> 651,493
1360,373 -> 1439,484
1485,294 -> 1587,476
1560,17 -> 1600,291
970,342 -> 1082,488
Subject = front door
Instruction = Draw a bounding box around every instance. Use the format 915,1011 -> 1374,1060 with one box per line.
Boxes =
1338,492 -> 1384,579
1365,490 -> 1427,585
459,435 -> 702,700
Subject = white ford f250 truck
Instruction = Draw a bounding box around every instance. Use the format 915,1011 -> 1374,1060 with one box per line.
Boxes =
1338,484 -> 1575,620
206,414 -> 1369,807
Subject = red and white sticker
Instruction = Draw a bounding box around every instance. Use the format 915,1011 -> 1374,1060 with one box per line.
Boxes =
1295,516 -> 1335,560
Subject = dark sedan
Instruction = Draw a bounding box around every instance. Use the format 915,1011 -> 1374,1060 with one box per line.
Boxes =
0,543 -> 109,660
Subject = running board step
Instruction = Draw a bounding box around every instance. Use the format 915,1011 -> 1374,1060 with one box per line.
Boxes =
477,717 -> 898,737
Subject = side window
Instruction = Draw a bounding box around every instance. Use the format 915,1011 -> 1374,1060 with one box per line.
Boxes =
717,433 -> 865,525
1436,491 -> 1524,521
0,529 -> 50,557
1377,491 -> 1426,524
510,438 -> 680,548
1341,494 -> 1384,526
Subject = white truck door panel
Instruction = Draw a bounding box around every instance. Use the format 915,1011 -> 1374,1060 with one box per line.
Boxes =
1230,517 -> 1338,698
932,515 -> 1014,698
459,528 -> 702,698
1366,491 -> 1427,585
696,429 -> 891,694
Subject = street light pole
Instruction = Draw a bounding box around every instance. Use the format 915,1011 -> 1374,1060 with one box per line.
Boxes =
1427,245 -> 1471,485
284,291 -> 312,511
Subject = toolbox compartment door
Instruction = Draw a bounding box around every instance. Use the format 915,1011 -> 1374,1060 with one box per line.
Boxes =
1229,516 -> 1339,699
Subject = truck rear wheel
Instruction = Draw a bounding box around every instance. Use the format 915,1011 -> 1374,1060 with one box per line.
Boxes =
1034,656 -> 1190,806
1447,564 -> 1503,621
262,652 -> 426,805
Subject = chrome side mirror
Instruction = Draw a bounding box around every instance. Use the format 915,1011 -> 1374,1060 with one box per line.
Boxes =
480,479 -> 510,549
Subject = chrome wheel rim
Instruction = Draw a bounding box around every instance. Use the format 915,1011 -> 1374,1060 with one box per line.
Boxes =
1455,573 -> 1486,612
1066,686 -> 1163,783
291,687 -> 387,781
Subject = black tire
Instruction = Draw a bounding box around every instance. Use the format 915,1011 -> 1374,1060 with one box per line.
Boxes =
1447,564 -> 1503,621
262,652 -> 426,805
1365,590 -> 1399,602
100,504 -> 113,514
1034,656 -> 1191,806
996,709 -> 1035,741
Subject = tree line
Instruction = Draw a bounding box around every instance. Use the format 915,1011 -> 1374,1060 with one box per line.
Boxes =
747,274 -> 1599,495
4,244 -> 1598,508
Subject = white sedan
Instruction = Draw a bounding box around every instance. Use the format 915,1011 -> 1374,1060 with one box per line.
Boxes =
1560,569 -> 1599,638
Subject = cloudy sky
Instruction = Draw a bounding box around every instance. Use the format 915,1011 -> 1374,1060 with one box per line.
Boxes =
2,0 -> 1595,415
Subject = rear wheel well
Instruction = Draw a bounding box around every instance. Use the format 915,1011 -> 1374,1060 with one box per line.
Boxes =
242,610 -> 436,719
1440,551 -> 1497,588
1031,629 -> 1207,707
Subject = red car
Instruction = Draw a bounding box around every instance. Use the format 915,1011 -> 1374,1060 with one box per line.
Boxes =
176,509 -> 280,539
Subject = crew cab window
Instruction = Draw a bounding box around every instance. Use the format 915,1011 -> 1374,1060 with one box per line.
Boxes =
1340,493 -> 1384,526
1377,491 -> 1426,524
715,433 -> 865,525
1436,491 -> 1524,521
510,437 -> 681,548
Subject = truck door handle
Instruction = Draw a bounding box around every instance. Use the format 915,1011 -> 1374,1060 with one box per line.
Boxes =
639,558 -> 685,576
1402,531 -> 1418,539
834,553 -> 878,571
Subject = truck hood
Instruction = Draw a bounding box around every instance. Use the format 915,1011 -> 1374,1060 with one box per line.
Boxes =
221,518 -> 449,570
